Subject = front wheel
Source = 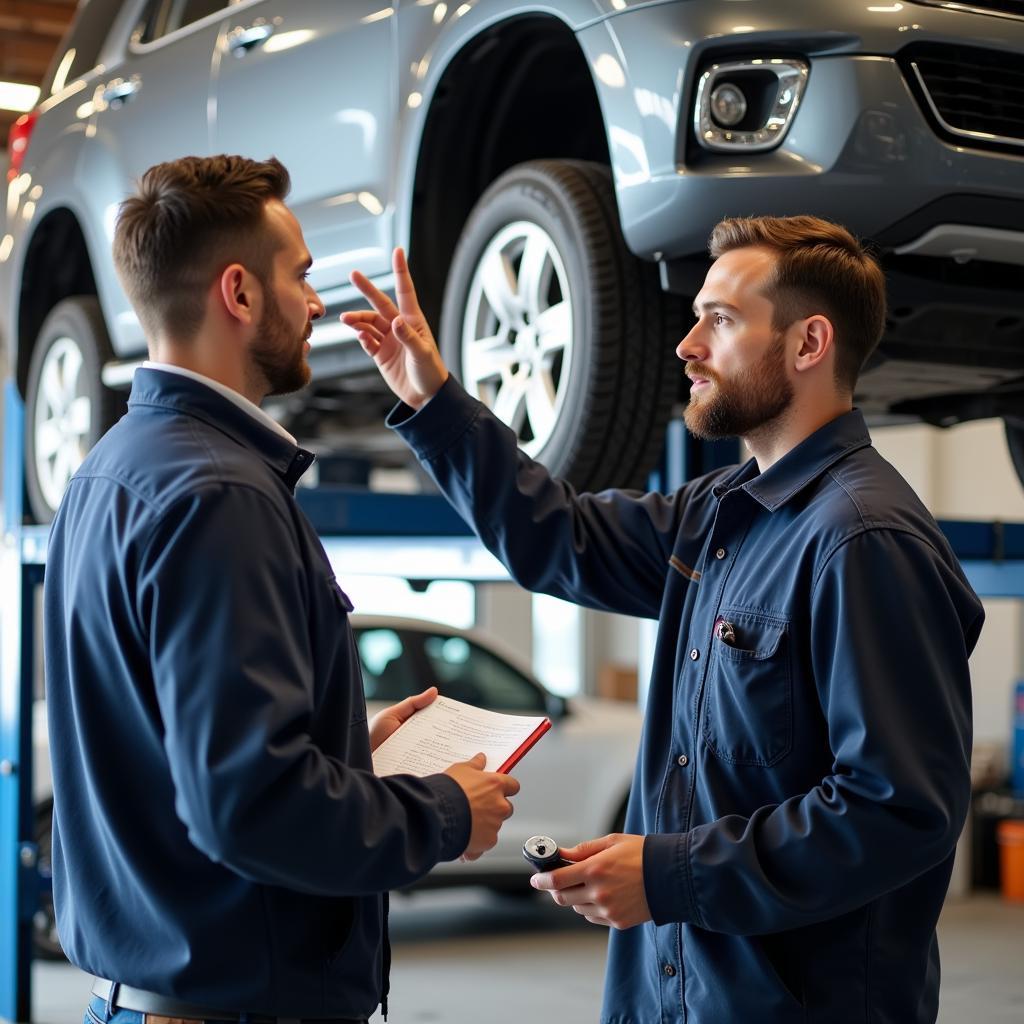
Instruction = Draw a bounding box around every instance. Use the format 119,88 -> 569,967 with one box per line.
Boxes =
440,160 -> 683,492
24,296 -> 125,523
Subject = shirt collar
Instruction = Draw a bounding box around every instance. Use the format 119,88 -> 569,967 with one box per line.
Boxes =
714,409 -> 873,512
142,361 -> 297,444
130,365 -> 316,488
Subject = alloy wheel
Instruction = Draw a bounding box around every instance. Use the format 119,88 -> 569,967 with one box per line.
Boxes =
460,221 -> 573,457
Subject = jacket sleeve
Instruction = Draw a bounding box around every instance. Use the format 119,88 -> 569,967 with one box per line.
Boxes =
643,526 -> 983,934
389,377 -> 708,620
135,482 -> 471,896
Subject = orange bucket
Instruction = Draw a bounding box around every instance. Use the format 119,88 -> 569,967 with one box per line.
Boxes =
996,819 -> 1024,902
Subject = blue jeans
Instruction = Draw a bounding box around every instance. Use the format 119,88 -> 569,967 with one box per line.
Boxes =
84,996 -> 143,1024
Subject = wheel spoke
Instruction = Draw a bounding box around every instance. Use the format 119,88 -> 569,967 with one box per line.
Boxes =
525,371 -> 557,443
491,375 -> 529,433
41,358 -> 64,416
60,345 -> 83,404
518,231 -> 552,320
463,334 -> 517,385
67,396 -> 92,438
534,301 -> 571,355
479,247 -> 521,326
35,419 -> 63,460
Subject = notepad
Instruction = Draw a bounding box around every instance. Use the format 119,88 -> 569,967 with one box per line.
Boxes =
372,695 -> 551,777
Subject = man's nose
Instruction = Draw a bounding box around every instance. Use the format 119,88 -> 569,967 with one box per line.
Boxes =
677,322 -> 702,362
309,292 -> 326,321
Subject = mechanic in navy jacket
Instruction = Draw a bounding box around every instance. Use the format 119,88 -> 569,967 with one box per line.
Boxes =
344,217 -> 984,1024
44,155 -> 519,1024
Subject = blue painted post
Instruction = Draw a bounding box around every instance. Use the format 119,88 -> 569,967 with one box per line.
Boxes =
651,417 -> 741,494
2,378 -> 24,535
1,381 -> 34,1024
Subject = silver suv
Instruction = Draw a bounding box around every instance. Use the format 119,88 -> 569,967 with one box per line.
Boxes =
3,0 -> 1024,521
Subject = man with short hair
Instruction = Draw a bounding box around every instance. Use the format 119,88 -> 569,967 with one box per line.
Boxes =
345,216 -> 984,1023
45,154 -> 519,1024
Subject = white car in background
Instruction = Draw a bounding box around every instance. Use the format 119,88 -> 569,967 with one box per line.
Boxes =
33,615 -> 642,957
355,616 -> 641,886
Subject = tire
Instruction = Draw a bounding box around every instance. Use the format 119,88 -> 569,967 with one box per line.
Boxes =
1005,418 -> 1024,489
33,799 -> 65,961
440,161 -> 683,491
24,296 -> 126,523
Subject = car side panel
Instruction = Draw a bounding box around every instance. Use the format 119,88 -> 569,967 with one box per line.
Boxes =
213,0 -> 397,296
1,82 -> 99,372
76,12 -> 227,356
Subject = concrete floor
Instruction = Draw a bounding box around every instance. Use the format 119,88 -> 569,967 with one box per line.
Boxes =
29,889 -> 1024,1024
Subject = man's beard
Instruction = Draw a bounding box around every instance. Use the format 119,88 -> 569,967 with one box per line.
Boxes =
684,333 -> 793,441
250,286 -> 311,397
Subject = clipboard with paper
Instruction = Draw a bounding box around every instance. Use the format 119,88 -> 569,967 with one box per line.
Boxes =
371,695 -> 552,777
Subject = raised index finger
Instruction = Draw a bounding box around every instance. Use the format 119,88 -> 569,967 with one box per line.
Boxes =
393,247 -> 422,317
350,269 -> 398,321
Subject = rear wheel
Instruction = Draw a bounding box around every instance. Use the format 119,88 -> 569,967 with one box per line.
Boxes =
24,296 -> 125,523
440,160 -> 683,491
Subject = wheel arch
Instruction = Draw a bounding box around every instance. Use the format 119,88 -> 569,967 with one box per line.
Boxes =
16,207 -> 98,397
404,15 -> 611,329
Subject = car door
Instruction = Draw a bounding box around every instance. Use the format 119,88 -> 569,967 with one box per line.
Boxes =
82,0 -> 234,353
212,0 -> 395,300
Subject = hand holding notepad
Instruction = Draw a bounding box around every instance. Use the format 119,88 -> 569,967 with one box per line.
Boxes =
372,695 -> 551,777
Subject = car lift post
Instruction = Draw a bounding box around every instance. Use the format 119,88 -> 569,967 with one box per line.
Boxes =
1,380 -> 42,1024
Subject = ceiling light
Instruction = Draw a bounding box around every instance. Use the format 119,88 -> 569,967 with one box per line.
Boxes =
0,82 -> 40,113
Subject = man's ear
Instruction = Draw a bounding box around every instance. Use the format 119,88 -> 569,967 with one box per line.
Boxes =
218,263 -> 260,327
792,314 -> 834,375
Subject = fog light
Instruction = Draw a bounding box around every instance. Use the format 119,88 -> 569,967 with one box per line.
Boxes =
694,58 -> 808,153
710,83 -> 747,128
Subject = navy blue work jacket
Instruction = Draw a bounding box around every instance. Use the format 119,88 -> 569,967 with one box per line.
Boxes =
44,368 -> 470,1018
391,379 -> 984,1024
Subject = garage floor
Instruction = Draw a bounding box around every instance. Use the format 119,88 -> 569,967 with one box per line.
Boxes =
31,890 -> 1024,1023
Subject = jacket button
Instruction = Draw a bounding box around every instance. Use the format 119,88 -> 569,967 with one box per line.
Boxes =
663,963 -> 676,977
690,648 -> 700,661
715,547 -> 726,559
677,754 -> 689,767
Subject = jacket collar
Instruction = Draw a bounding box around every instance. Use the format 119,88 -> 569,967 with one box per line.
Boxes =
714,409 -> 872,512
127,367 -> 316,488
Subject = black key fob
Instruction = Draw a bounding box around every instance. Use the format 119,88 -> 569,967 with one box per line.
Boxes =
523,835 -> 571,872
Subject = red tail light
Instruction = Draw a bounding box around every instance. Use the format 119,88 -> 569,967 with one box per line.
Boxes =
7,111 -> 38,182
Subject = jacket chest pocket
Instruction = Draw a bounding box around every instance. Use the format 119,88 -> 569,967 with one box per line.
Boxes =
702,609 -> 792,767
311,574 -> 366,727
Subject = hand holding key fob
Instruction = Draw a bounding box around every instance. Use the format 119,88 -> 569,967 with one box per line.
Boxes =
523,835 -> 571,872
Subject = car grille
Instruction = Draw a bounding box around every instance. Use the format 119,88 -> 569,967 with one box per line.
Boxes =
905,44 -> 1024,151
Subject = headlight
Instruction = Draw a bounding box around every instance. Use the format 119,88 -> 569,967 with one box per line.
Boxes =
694,58 -> 808,152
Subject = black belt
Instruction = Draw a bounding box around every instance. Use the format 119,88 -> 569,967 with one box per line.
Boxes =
91,979 -> 368,1024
